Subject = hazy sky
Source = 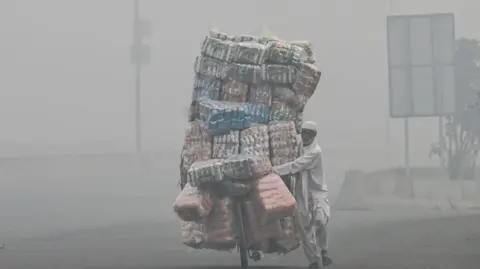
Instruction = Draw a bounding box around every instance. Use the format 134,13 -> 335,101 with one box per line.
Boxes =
3,0 -> 480,161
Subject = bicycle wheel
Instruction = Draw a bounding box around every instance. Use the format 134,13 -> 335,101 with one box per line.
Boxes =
235,201 -> 249,268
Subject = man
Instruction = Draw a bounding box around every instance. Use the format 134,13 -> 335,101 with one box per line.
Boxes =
273,121 -> 332,268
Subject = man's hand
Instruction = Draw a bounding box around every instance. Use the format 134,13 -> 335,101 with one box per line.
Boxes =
272,166 -> 280,174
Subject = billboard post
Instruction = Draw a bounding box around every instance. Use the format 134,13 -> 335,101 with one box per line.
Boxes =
387,13 -> 456,194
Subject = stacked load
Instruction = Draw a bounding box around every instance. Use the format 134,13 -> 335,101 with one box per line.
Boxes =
174,30 -> 321,255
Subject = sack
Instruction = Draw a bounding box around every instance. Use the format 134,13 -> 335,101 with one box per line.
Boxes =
292,62 -> 321,100
187,159 -> 225,187
244,103 -> 270,125
240,124 -> 270,158
211,130 -> 240,159
225,63 -> 262,84
243,200 -> 283,247
180,220 -> 206,248
261,64 -> 296,84
253,173 -> 297,223
249,83 -> 272,106
198,99 -> 247,134
201,36 -> 234,61
220,78 -> 249,103
173,183 -> 214,221
227,42 -> 266,65
192,74 -> 222,101
194,56 -> 228,79
181,146 -> 212,174
223,153 -> 272,180
204,197 -> 236,250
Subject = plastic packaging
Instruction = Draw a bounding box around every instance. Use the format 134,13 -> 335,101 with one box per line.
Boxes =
173,183 -> 214,221
223,153 -> 272,180
187,159 -> 225,187
204,197 -> 236,250
201,36 -> 234,61
260,64 -> 296,84
220,78 -> 249,103
211,130 -> 240,159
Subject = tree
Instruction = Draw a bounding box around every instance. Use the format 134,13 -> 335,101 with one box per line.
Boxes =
440,38 -> 480,179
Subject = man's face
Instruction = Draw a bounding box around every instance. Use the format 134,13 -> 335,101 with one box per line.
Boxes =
301,129 -> 317,146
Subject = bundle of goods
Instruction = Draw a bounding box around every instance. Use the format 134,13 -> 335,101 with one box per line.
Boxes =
174,29 -> 322,256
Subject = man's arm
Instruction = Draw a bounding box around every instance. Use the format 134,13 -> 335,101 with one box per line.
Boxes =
274,150 -> 320,176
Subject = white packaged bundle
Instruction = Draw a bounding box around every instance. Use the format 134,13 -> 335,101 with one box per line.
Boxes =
245,103 -> 270,125
227,42 -> 267,65
223,153 -> 272,180
201,36 -> 234,61
231,34 -> 258,43
198,98 -> 247,134
268,121 -> 298,166
290,40 -> 316,64
181,146 -> 212,174
187,159 -> 225,187
220,78 -> 249,103
225,63 -> 262,84
182,121 -> 211,150
194,55 -> 228,79
180,220 -> 206,249
292,62 -> 321,101
192,74 -> 222,101
261,64 -> 296,84
272,86 -> 304,111
269,101 -> 296,122
249,83 -> 272,106
240,124 -> 270,157
209,29 -> 233,41
263,40 -> 306,66
212,130 -> 240,159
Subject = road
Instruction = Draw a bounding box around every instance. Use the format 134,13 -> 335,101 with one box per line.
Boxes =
1,210 -> 479,269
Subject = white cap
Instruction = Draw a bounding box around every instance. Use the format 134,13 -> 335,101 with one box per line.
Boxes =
302,121 -> 317,132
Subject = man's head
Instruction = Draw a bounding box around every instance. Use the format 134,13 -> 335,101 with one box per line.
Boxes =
301,121 -> 317,146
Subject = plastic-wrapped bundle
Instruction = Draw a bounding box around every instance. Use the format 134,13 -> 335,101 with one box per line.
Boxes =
269,101 -> 296,122
225,63 -> 262,84
290,40 -> 316,64
173,183 -> 214,221
220,78 -> 249,103
261,64 -> 296,84
201,36 -> 234,61
244,199 -> 283,247
209,29 -> 233,41
227,42 -> 267,65
292,62 -> 321,101
181,146 -> 212,175
204,197 -> 236,250
240,124 -> 270,158
192,74 -> 222,101
198,98 -> 247,134
182,121 -> 211,150
264,40 -> 306,66
253,173 -> 297,223
231,34 -> 258,43
223,153 -> 272,180
180,220 -> 206,248
194,56 -> 228,79
211,130 -> 240,159
245,103 -> 270,125
249,83 -> 272,106
268,121 -> 298,166
187,159 -> 225,187
272,86 -> 304,111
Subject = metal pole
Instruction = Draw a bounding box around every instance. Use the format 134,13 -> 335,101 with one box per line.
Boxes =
134,0 -> 142,153
439,117 -> 445,169
405,118 -> 413,197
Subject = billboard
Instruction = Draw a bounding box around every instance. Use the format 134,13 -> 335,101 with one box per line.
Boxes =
387,13 -> 455,118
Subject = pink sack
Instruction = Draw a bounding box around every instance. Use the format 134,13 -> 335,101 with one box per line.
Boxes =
173,183 -> 214,222
204,197 -> 236,251
254,173 -> 297,223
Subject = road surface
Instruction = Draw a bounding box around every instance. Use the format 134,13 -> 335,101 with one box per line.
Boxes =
1,210 -> 479,269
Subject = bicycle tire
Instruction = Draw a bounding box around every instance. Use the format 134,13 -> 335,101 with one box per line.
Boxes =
235,200 -> 249,268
